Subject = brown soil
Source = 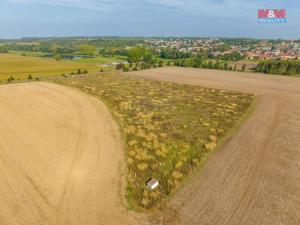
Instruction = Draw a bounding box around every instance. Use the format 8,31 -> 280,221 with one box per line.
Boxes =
127,67 -> 300,225
0,82 -> 146,225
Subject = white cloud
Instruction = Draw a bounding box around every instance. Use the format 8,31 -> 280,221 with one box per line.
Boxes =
3,0 -> 295,18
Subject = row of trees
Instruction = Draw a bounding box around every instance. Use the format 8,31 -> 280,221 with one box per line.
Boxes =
220,52 -> 245,61
160,48 -> 192,59
174,58 -> 246,71
121,47 -> 248,72
116,59 -> 167,72
2,38 -> 145,56
159,48 -> 245,61
255,60 -> 300,75
2,42 -> 97,56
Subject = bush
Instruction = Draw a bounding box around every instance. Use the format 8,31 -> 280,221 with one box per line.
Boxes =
100,69 -> 104,72
7,75 -> 15,82
116,63 -> 125,70
28,74 -> 33,80
241,64 -> 246,72
77,69 -> 82,74
123,67 -> 129,72
158,60 -> 164,67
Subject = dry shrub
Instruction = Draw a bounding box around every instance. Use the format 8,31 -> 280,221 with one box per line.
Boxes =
128,139 -> 138,146
137,162 -> 148,171
175,161 -> 183,169
172,171 -> 183,180
127,157 -> 134,165
209,135 -> 217,142
205,142 -> 217,151
160,133 -> 168,138
120,101 -> 132,110
202,122 -> 210,127
128,150 -> 136,157
124,125 -> 136,134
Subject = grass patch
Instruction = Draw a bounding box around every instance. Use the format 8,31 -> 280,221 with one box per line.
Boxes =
52,73 -> 255,210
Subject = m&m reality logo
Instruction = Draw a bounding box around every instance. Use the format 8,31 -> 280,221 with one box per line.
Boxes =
258,9 -> 286,23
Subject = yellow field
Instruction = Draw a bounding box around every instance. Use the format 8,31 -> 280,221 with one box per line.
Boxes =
0,53 -> 101,81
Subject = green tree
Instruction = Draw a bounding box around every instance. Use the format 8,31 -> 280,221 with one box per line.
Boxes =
158,60 -> 164,67
223,62 -> 229,70
214,60 -> 220,69
128,46 -> 147,63
79,45 -> 96,56
54,54 -> 62,61
116,63 -> 125,70
50,43 -> 60,53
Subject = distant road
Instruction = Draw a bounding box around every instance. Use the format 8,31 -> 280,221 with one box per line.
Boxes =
128,67 -> 300,225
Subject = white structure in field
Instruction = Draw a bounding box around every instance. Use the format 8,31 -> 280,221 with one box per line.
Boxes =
146,178 -> 159,190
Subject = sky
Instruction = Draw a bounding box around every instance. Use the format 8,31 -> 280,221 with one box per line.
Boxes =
0,0 -> 299,39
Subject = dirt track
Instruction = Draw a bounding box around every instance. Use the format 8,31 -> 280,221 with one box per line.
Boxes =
0,82 -> 144,225
128,67 -> 300,225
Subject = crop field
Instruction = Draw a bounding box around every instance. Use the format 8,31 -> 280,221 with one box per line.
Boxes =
10,51 -> 127,65
54,73 -> 255,210
0,53 -> 101,81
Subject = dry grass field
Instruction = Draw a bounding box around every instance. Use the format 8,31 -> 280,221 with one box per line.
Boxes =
53,73 -> 254,210
0,53 -> 100,81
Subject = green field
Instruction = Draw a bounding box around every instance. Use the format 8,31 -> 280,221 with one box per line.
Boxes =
53,73 -> 255,210
10,50 -> 127,64
0,53 -> 104,81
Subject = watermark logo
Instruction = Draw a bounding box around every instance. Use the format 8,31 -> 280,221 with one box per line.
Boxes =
258,9 -> 286,23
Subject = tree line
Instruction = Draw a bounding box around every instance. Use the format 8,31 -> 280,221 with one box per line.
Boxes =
255,60 -> 300,75
174,57 -> 246,72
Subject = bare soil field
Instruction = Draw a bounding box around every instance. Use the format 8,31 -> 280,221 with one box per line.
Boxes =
128,67 -> 300,225
0,82 -> 145,225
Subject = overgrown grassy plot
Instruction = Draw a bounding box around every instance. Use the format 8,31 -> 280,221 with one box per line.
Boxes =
53,74 -> 255,210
